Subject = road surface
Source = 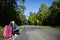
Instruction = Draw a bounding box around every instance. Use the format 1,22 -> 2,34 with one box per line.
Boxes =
15,25 -> 60,40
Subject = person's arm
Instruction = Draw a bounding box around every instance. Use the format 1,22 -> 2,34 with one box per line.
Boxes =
15,24 -> 19,30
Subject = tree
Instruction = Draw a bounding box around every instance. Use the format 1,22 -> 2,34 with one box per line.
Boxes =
0,0 -> 26,26
28,13 -> 37,25
46,0 -> 60,26
37,3 -> 50,25
16,0 -> 26,25
43,0 -> 60,26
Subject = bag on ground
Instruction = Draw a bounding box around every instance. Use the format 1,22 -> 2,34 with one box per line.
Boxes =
3,25 -> 12,38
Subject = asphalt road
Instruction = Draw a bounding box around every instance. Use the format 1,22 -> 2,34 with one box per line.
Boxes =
15,25 -> 60,40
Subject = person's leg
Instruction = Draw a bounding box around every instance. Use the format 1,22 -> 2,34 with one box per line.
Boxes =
14,31 -> 18,36
12,31 -> 15,35
12,31 -> 18,36
15,30 -> 20,35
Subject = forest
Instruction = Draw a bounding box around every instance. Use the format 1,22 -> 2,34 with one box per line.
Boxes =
28,0 -> 60,26
0,0 -> 60,26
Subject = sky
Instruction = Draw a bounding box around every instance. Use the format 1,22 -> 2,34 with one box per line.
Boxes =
17,0 -> 55,19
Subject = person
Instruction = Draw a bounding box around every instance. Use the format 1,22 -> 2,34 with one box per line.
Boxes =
9,20 -> 19,36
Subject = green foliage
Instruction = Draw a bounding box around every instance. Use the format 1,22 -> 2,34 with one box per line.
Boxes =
28,0 -> 60,26
18,26 -> 22,29
38,0 -> 60,26
16,9 -> 27,25
46,0 -> 60,26
37,26 -> 60,30
20,5 -> 26,14
17,0 -> 26,25
37,3 -> 50,25
28,13 -> 37,25
21,0 -> 25,4
0,0 -> 26,26
0,27 -> 3,38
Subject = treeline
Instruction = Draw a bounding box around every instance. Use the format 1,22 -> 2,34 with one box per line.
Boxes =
0,0 -> 26,26
28,0 -> 60,26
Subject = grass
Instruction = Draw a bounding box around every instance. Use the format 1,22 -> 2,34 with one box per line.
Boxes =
0,26 -> 4,38
37,26 -> 60,30
18,26 -> 22,29
54,26 -> 60,30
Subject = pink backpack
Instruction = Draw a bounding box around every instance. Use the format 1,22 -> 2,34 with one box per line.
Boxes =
3,25 -> 12,38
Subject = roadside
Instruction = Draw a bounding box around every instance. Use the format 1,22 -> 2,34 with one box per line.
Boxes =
0,26 -> 4,40
37,26 -> 60,30
0,26 -> 22,40
23,25 -> 60,30
0,25 -> 60,40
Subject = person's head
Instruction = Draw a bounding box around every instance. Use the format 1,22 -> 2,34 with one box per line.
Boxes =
11,20 -> 15,25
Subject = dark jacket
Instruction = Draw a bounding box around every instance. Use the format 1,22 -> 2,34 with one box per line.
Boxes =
9,23 -> 19,31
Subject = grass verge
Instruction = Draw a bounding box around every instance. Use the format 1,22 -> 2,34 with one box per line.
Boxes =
54,26 -> 60,30
0,26 -> 4,38
18,26 -> 22,29
37,26 -> 60,30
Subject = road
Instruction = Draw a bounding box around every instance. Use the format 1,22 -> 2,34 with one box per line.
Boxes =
15,25 -> 60,40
